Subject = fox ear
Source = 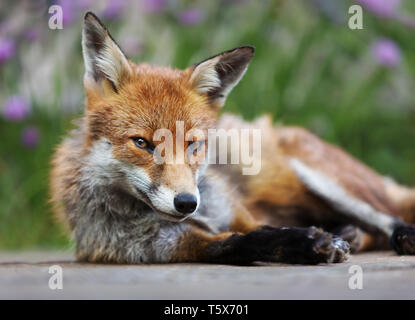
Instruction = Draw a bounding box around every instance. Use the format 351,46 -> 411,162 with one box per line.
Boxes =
82,12 -> 132,95
189,46 -> 254,108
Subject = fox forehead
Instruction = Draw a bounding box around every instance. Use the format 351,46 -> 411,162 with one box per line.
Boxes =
86,63 -> 217,138
81,13 -> 254,142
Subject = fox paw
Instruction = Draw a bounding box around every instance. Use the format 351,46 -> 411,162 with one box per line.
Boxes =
308,227 -> 350,264
391,225 -> 415,255
332,225 -> 363,253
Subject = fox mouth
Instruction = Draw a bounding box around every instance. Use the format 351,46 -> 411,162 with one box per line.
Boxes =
133,187 -> 195,222
157,211 -> 196,222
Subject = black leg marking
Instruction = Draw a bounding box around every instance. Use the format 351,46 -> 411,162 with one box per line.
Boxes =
332,225 -> 363,253
390,225 -> 415,255
206,226 -> 350,265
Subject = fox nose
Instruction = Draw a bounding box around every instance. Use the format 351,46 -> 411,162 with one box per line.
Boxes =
174,193 -> 198,214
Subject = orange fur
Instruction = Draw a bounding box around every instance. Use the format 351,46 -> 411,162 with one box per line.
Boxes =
218,114 -> 415,244
173,229 -> 234,263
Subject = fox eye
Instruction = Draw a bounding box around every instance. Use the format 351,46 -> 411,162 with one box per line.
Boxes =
131,137 -> 154,152
187,140 -> 205,155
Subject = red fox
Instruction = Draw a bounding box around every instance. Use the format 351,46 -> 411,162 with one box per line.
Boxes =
50,12 -> 415,265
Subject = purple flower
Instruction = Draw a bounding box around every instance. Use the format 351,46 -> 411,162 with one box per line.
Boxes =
0,38 -> 15,63
372,38 -> 401,68
357,0 -> 400,18
21,126 -> 40,148
102,0 -> 126,20
142,0 -> 167,13
75,0 -> 95,10
57,0 -> 77,26
2,96 -> 30,122
178,8 -> 205,25
23,29 -> 40,42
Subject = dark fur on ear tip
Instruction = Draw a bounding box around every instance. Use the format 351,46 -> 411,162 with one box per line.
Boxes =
82,12 -> 125,55
235,45 -> 255,56
82,13 -> 107,54
222,45 -> 255,54
220,46 -> 255,61
83,12 -> 109,34
84,11 -> 101,23
194,45 -> 255,68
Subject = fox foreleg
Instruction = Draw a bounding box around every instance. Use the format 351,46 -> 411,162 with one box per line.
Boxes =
172,226 -> 350,265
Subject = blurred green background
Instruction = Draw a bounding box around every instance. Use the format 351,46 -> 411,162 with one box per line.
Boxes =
0,0 -> 414,249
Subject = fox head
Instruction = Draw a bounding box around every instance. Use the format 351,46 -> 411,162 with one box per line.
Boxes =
81,12 -> 254,221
